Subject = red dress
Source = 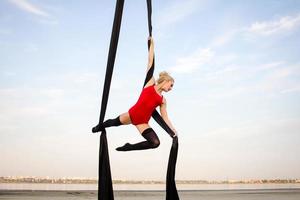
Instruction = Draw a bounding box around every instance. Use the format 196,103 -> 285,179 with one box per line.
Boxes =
129,85 -> 163,125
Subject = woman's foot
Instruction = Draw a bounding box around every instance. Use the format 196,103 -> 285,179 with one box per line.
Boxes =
116,143 -> 132,151
92,123 -> 104,133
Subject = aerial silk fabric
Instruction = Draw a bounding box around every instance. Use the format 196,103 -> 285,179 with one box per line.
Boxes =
95,0 -> 179,200
145,1 -> 180,199
97,0 -> 124,199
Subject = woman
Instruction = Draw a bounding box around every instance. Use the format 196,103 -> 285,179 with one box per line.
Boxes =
92,37 -> 177,151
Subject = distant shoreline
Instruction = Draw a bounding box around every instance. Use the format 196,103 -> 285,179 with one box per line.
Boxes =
2,189 -> 300,200
1,177 -> 300,185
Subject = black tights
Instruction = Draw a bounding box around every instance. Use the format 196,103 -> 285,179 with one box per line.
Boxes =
92,118 -> 160,151
92,116 -> 122,133
116,128 -> 160,151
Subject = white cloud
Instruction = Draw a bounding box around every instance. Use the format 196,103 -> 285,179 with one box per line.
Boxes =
169,48 -> 214,74
8,0 -> 50,17
247,63 -> 300,94
209,13 -> 300,48
247,13 -> 300,36
189,58 -> 299,99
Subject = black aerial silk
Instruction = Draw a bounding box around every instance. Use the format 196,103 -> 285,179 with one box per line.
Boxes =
96,1 -> 124,199
145,1 -> 179,200
94,0 -> 179,200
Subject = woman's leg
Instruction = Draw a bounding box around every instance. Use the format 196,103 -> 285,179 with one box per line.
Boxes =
116,125 -> 160,151
92,112 -> 131,133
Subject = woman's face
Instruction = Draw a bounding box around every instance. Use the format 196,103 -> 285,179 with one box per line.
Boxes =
163,80 -> 174,92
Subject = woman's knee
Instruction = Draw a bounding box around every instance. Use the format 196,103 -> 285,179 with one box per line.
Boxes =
119,112 -> 132,125
142,128 -> 160,148
150,137 -> 160,148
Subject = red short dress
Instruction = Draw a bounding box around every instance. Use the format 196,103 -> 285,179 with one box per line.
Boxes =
129,85 -> 163,125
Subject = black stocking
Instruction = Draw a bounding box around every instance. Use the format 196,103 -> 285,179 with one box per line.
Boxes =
116,128 -> 160,151
92,116 -> 122,133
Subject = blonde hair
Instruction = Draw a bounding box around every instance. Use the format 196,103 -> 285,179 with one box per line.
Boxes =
156,71 -> 174,84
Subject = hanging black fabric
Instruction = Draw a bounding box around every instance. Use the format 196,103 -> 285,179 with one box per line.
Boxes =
145,1 -> 180,199
166,137 -> 179,200
96,0 -> 124,200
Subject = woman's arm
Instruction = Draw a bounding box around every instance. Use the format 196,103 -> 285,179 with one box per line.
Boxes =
144,37 -> 155,88
160,98 -> 177,136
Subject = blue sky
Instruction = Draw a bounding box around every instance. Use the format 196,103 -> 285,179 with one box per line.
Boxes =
1,0 -> 300,181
